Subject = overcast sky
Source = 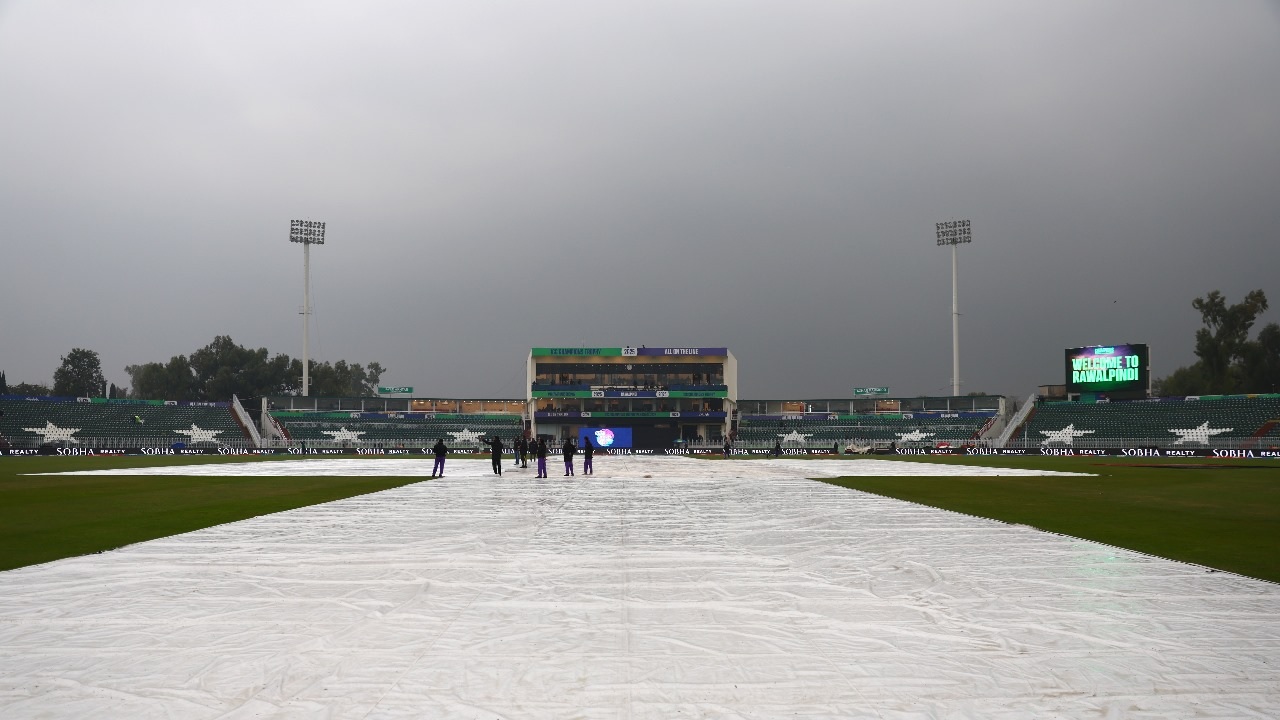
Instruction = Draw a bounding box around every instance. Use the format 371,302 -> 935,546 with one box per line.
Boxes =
2,0 -> 1277,400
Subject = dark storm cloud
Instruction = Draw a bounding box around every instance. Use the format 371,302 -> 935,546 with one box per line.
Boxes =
2,1 -> 1277,399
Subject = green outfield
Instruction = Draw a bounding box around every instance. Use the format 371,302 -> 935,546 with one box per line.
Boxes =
2,455 -> 1278,582
0,455 -> 430,572
822,455 -> 1280,582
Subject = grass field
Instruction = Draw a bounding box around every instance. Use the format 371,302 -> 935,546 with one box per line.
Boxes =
0,455 -> 430,572
2,454 -> 1278,583
821,455 -> 1280,583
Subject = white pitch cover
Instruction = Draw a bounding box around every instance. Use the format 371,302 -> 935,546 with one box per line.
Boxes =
1,457 -> 1277,718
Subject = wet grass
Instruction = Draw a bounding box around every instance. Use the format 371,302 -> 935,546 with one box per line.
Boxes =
0,455 -> 429,571
820,455 -> 1280,582
5,454 -> 1279,582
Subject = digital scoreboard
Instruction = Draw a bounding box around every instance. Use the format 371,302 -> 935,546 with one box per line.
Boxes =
578,427 -> 633,449
1064,344 -> 1149,394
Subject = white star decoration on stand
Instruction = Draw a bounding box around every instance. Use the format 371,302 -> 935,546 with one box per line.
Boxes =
1040,424 -> 1095,445
321,427 -> 365,444
448,428 -> 485,444
1169,422 -> 1233,445
173,425 -> 225,444
895,430 -> 936,443
777,430 -> 813,444
22,421 -> 81,444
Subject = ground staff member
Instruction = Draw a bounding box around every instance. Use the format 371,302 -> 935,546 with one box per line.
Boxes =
485,435 -> 504,476
431,438 -> 448,477
536,438 -> 549,478
562,437 -> 576,476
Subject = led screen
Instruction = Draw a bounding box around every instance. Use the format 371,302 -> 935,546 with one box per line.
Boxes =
1064,344 -> 1149,394
578,427 -> 633,449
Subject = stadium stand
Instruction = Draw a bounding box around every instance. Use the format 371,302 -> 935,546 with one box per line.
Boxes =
7,388 -> 1274,453
0,396 -> 249,449
737,412 -> 995,449
269,411 -> 524,449
1256,420 -> 1280,443
1013,394 -> 1280,448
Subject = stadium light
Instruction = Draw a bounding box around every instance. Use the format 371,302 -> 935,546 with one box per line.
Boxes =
935,219 -> 972,397
290,220 -> 326,397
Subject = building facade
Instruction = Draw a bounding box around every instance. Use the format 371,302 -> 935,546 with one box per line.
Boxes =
528,346 -> 737,450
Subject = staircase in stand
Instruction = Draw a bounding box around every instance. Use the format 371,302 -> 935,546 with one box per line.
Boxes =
1244,419 -> 1279,448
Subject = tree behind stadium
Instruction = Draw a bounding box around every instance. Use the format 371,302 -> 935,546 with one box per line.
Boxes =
1156,290 -> 1280,395
52,348 -> 107,398
125,335 -> 384,401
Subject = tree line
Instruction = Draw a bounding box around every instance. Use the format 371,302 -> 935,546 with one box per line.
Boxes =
1,336 -> 385,401
4,293 -> 1276,401
1154,289 -> 1280,396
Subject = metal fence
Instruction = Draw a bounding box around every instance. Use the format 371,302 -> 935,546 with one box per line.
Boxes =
6,436 -> 1274,453
730,436 -> 1280,451
1001,436 -> 1279,450
2,436 -> 258,451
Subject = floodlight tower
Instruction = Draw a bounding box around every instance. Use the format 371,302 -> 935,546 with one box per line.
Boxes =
289,219 -> 326,397
935,219 -> 972,397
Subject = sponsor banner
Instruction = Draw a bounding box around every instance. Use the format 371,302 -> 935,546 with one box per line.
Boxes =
532,389 -> 727,399
741,411 -> 995,422
531,347 -> 728,358
734,448 -> 840,456
535,411 -> 726,419
902,447 -> 1280,459
531,347 -> 624,357
270,411 -> 520,420
5,446 -> 1278,459
635,347 -> 727,357
0,395 -> 227,407
0,447 -> 494,457
377,386 -> 413,394
602,448 -> 735,455
352,412 -> 520,421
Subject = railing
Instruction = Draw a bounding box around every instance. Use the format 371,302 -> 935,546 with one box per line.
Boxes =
732,435 -> 1280,451
731,438 -> 985,451
7,435 -> 1271,453
995,393 -> 1038,446
230,395 -> 263,448
3,436 -> 257,450
1003,436 -> 1279,450
262,412 -> 291,444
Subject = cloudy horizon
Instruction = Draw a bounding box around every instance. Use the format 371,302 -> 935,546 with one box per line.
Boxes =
2,1 -> 1277,400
